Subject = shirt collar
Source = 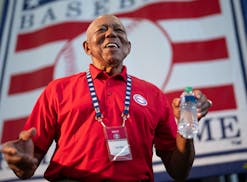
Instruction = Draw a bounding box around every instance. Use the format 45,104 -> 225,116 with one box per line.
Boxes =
89,64 -> 127,81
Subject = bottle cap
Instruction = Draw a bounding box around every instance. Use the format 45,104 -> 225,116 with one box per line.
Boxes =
185,86 -> 193,93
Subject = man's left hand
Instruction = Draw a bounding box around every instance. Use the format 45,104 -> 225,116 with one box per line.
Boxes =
172,90 -> 212,121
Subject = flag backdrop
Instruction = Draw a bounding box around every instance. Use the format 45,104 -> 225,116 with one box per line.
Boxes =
0,0 -> 246,181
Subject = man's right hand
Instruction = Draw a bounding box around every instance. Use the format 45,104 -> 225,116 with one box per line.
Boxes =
1,127 -> 38,179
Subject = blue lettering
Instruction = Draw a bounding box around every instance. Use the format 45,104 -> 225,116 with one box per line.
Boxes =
219,115 -> 240,139
41,8 -> 56,24
20,14 -> 34,30
197,118 -> 214,141
120,0 -> 135,9
196,115 -> 240,142
94,0 -> 109,16
66,1 -> 82,18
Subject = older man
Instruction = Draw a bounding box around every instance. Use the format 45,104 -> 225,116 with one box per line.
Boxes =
2,14 -> 211,182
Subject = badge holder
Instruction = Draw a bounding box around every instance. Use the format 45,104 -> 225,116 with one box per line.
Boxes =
86,71 -> 132,161
99,115 -> 132,161
104,124 -> 132,161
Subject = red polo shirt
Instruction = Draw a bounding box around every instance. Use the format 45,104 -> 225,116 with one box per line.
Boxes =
24,64 -> 177,181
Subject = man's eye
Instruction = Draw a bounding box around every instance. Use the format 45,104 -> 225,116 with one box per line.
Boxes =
98,27 -> 107,32
115,28 -> 124,32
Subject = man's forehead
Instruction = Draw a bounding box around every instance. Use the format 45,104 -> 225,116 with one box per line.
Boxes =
90,15 -> 124,28
86,15 -> 125,38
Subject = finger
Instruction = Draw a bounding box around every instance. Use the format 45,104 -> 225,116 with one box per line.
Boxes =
197,93 -> 207,104
172,98 -> 181,121
1,147 -> 17,156
198,109 -> 208,119
1,141 -> 20,155
197,99 -> 212,119
8,163 -> 22,172
3,154 -> 23,163
193,90 -> 203,100
198,98 -> 212,111
8,158 -> 37,179
19,128 -> 36,141
8,163 -> 25,177
21,154 -> 38,166
5,152 -> 38,169
194,90 -> 212,106
172,98 -> 180,108
207,99 -> 213,107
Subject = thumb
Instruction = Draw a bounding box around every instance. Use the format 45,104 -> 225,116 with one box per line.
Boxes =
19,127 -> 36,141
172,98 -> 180,108
172,98 -> 181,121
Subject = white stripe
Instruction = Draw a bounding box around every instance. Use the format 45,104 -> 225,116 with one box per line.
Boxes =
158,15 -> 227,42
91,92 -> 96,96
10,42 -> 65,73
194,153 -> 247,166
0,87 -> 45,119
165,59 -> 233,92
92,97 -> 97,101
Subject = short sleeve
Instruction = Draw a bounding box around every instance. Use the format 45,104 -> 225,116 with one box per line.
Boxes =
23,82 -> 58,154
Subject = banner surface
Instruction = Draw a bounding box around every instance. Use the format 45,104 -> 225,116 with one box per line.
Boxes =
0,0 -> 246,181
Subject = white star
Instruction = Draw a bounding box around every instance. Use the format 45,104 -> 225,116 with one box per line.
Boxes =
26,0 -> 40,8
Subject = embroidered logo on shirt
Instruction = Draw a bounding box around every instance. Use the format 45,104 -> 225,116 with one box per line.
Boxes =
133,94 -> 148,106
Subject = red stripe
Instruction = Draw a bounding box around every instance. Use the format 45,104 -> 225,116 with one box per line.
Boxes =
2,84 -> 236,143
165,84 -> 237,112
172,38 -> 229,63
1,117 -> 27,143
16,22 -> 90,51
117,0 -> 220,21
16,0 -> 220,52
8,65 -> 54,95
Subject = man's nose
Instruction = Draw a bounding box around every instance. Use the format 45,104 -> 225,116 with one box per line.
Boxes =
105,28 -> 117,38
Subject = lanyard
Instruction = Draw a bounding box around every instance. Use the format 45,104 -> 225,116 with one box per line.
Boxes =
86,70 -> 132,127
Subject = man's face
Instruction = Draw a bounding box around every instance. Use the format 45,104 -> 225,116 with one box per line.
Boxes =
83,15 -> 131,68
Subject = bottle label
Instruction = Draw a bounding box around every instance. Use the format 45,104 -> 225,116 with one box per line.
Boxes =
185,95 -> 196,102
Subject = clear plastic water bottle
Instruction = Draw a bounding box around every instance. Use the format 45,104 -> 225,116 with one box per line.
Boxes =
178,86 -> 199,139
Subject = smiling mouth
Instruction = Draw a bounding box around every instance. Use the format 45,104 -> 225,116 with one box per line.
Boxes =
105,43 -> 119,48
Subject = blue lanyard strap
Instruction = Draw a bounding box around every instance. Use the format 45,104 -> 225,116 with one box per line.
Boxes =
86,70 -> 132,123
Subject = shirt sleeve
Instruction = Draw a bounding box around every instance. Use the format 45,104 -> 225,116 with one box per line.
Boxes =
154,92 -> 177,152
23,82 -> 58,155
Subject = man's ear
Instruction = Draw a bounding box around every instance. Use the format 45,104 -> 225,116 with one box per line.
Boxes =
127,41 -> 131,55
83,41 -> 91,55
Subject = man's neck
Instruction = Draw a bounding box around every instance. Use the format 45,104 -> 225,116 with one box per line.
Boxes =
93,62 -> 123,76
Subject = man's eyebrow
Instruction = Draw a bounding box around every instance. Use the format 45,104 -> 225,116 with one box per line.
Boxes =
94,23 -> 125,32
98,23 -> 123,27
96,24 -> 107,28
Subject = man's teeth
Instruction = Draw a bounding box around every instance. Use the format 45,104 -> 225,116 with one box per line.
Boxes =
106,43 -> 118,48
